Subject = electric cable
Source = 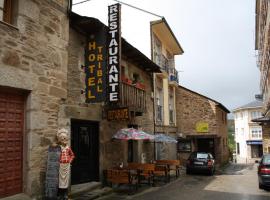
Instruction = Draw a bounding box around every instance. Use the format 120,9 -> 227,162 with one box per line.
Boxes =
112,0 -> 163,18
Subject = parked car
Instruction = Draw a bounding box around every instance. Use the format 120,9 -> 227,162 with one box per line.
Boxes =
186,152 -> 215,175
258,154 -> 270,189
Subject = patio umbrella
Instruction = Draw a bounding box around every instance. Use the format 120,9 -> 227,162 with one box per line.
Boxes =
153,134 -> 178,143
112,128 -> 154,140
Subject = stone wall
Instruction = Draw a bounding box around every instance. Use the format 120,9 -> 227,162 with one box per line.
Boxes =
66,27 -> 155,178
176,86 -> 229,165
262,124 -> 270,153
0,0 -> 69,198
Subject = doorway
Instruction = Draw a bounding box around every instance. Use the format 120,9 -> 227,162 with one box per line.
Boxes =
0,90 -> 25,198
71,119 -> 99,185
197,138 -> 215,158
127,124 -> 138,162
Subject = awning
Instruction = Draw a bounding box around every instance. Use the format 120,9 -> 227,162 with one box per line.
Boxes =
246,140 -> 262,145
251,116 -> 270,123
185,134 -> 219,139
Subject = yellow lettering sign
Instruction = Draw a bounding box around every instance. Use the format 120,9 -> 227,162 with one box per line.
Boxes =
88,77 -> 95,86
88,90 -> 95,99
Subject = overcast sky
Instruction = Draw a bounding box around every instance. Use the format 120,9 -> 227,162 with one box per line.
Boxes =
72,0 -> 260,112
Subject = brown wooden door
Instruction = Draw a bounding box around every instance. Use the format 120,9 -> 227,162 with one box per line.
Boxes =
0,90 -> 24,198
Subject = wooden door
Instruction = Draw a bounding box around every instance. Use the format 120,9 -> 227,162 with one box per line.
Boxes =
0,90 -> 24,198
71,119 -> 99,185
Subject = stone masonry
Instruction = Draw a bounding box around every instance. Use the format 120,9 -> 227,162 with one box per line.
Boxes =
0,0 -> 69,198
176,86 -> 229,165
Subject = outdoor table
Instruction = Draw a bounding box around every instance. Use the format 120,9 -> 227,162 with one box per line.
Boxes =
104,168 -> 139,194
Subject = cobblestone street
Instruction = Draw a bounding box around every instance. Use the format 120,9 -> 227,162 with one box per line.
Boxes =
95,163 -> 270,200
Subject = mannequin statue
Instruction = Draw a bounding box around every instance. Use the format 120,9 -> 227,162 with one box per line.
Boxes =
57,128 -> 75,200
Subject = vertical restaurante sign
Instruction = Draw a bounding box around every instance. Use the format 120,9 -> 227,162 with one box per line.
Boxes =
85,28 -> 107,103
108,3 -> 121,103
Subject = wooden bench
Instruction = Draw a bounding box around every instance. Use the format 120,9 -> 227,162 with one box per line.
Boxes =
155,160 -> 181,178
105,169 -> 138,194
127,163 -> 155,186
153,164 -> 170,183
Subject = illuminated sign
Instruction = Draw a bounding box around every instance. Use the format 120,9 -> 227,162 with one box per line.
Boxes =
85,30 -> 107,103
107,108 -> 129,121
108,3 -> 121,103
196,122 -> 209,133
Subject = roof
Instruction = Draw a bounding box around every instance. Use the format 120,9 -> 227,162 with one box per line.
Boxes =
151,18 -> 184,55
252,116 -> 270,123
69,12 -> 161,73
178,85 -> 230,113
232,100 -> 263,112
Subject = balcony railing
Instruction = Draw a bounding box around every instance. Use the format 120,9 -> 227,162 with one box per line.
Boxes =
169,68 -> 179,84
120,82 -> 146,113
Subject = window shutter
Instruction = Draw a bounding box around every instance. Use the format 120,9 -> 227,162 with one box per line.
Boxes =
3,0 -> 12,24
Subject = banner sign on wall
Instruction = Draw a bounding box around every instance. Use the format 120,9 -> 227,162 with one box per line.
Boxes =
107,3 -> 121,103
107,107 -> 129,121
85,29 -> 107,103
196,122 -> 209,133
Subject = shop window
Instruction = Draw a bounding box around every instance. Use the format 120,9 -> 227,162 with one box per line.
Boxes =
177,140 -> 191,152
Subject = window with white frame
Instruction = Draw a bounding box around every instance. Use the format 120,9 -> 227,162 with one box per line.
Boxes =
169,95 -> 174,123
156,89 -> 163,122
251,127 -> 262,138
251,111 -> 262,120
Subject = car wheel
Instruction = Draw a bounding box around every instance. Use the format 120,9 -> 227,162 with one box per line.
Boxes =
259,183 -> 264,189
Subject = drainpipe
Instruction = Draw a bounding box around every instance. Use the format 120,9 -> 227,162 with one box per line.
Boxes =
152,72 -> 156,160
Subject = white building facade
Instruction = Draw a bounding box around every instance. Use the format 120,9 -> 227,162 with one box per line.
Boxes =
233,101 -> 263,163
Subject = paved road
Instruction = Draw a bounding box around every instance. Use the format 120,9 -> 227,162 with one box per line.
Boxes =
97,163 -> 270,200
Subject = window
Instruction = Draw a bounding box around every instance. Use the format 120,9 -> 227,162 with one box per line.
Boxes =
177,140 -> 191,152
153,34 -> 162,66
251,111 -> 262,120
237,143 -> 240,154
169,95 -> 174,123
0,0 -> 12,24
156,89 -> 163,122
251,127 -> 262,138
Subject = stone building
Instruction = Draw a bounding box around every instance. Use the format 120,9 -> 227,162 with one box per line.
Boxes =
233,100 -> 263,163
176,86 -> 230,166
254,0 -> 270,154
67,11 -> 160,185
150,18 -> 184,160
0,0 -> 70,198
0,1 -> 160,199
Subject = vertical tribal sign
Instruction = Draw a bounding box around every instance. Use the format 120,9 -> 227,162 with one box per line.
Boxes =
107,3 -> 121,103
85,28 -> 107,103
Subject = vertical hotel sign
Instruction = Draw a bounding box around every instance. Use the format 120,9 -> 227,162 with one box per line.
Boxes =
85,29 -> 107,103
108,3 -> 121,103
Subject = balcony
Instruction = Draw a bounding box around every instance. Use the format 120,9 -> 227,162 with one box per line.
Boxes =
169,68 -> 179,86
119,82 -> 146,113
